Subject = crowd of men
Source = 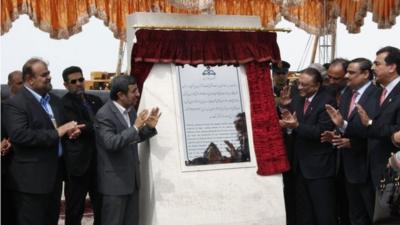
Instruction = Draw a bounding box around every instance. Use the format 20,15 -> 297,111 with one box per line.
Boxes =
274,46 -> 400,225
1,46 -> 399,225
1,58 -> 161,225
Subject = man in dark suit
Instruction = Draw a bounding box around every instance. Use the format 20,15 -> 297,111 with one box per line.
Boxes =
324,58 -> 380,224
1,70 -> 23,225
326,58 -> 351,225
280,67 -> 337,225
356,46 -> 400,189
2,58 -> 84,225
62,66 -> 104,225
95,75 -> 160,225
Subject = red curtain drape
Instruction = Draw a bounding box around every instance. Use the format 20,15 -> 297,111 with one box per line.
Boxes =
131,29 -> 289,175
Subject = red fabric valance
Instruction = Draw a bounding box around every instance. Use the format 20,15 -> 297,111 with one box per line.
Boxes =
132,29 -> 281,66
131,29 -> 289,175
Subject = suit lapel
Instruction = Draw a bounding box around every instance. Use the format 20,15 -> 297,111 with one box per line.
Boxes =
303,90 -> 322,119
49,94 -> 62,126
340,89 -> 352,120
297,98 -> 305,121
380,81 -> 400,110
108,101 -> 129,129
348,84 -> 374,121
22,87 -> 54,127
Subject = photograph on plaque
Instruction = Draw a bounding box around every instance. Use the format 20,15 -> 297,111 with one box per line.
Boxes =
177,65 -> 250,166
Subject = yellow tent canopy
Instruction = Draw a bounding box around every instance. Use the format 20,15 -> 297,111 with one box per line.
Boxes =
1,0 -> 399,40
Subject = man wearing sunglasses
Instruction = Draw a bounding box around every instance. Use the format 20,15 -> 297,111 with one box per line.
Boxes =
62,66 -> 103,225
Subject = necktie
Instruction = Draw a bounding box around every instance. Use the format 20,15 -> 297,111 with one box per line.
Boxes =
379,88 -> 387,106
40,95 -> 63,157
348,91 -> 359,118
40,95 -> 52,117
303,99 -> 310,114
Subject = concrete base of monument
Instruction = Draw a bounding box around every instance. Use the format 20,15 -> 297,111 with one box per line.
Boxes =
137,64 -> 286,225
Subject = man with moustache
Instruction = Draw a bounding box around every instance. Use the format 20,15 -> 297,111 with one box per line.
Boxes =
62,66 -> 103,225
3,58 -> 84,225
356,46 -> 400,189
95,75 -> 161,225
279,67 -> 337,225
324,58 -> 379,224
327,58 -> 350,104
326,58 -> 351,225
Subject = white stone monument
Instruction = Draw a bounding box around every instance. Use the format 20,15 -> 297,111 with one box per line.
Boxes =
126,12 -> 286,225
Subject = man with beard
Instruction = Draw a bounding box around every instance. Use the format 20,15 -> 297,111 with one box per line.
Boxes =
3,58 -> 85,225
95,75 -> 161,225
62,66 -> 103,225
279,67 -> 337,225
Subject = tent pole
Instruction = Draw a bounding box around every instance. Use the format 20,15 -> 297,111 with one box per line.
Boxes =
115,39 -> 125,76
311,35 -> 319,64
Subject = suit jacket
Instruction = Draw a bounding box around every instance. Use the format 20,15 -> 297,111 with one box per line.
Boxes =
367,81 -> 400,188
1,101 -> 12,179
339,83 -> 380,184
95,101 -> 157,195
62,92 -> 103,176
3,87 -> 64,194
292,87 -> 337,179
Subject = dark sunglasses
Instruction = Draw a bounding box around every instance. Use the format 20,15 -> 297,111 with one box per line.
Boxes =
69,77 -> 85,84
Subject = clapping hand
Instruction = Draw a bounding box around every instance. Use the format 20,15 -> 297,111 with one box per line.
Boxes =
321,130 -> 337,143
134,109 -> 149,129
145,107 -> 161,129
279,85 -> 292,107
392,131 -> 400,145
332,136 -> 351,149
325,104 -> 344,128
279,111 -> 299,129
224,140 -> 237,158
1,138 -> 12,156
356,104 -> 371,127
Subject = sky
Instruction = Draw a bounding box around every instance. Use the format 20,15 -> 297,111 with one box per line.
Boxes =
1,13 -> 399,89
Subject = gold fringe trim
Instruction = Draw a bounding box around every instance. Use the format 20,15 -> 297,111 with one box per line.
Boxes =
132,24 -> 291,32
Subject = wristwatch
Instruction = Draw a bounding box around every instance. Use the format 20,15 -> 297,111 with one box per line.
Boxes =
367,119 -> 373,126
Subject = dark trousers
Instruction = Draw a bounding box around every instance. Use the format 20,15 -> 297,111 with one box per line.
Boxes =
336,169 -> 350,225
283,170 -> 297,225
296,172 -> 337,225
345,181 -> 375,225
1,183 -> 16,225
2,155 -> 16,225
14,191 -> 52,225
101,191 -> 139,225
65,164 -> 101,225
13,160 -> 63,225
